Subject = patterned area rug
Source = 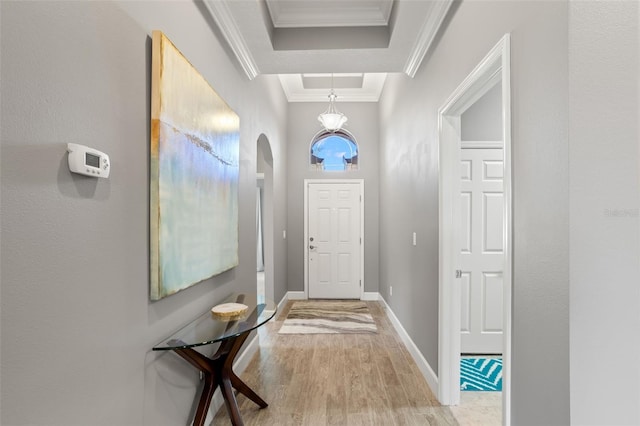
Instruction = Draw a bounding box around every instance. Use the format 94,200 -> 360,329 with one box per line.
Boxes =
278,301 -> 377,334
460,357 -> 503,392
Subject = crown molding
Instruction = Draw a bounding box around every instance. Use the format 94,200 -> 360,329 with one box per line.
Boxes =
203,0 -> 260,80
404,0 -> 454,78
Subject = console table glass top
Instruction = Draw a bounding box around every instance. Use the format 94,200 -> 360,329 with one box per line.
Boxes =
153,293 -> 277,351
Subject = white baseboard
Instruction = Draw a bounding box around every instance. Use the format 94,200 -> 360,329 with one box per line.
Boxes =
203,334 -> 260,424
276,292 -> 289,312
286,291 -> 306,300
378,296 -> 439,395
361,292 -> 380,301
285,291 -> 378,301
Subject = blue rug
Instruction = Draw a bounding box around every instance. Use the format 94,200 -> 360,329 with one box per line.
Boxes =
460,357 -> 502,391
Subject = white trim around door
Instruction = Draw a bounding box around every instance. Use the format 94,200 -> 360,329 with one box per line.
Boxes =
304,179 -> 365,300
437,34 -> 512,425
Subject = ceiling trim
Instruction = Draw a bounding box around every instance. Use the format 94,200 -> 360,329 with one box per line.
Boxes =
265,0 -> 393,28
403,0 -> 454,78
203,0 -> 260,80
279,73 -> 387,102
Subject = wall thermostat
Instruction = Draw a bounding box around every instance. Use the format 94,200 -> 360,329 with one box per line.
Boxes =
67,143 -> 110,178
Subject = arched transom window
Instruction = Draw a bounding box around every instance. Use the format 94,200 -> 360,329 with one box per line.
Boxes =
309,129 -> 359,171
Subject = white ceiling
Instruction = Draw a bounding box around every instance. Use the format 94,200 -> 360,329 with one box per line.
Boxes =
203,0 -> 453,101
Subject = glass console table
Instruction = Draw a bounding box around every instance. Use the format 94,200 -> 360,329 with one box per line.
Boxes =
153,293 -> 277,426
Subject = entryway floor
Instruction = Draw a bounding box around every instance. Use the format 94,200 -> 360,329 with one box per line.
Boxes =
212,300 -> 459,425
211,299 -> 502,425
449,391 -> 501,426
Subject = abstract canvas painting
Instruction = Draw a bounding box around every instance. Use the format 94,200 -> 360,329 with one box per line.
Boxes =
150,31 -> 239,300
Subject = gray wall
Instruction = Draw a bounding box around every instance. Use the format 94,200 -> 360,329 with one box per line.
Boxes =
286,102 -> 380,294
461,83 -> 503,141
379,2 -> 569,425
569,2 -> 640,424
0,1 -> 288,425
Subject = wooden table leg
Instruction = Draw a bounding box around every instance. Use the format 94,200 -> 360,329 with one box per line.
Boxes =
219,371 -> 244,426
194,373 -> 217,426
227,370 -> 268,408
171,331 -> 268,426
172,348 -> 217,426
222,333 -> 269,408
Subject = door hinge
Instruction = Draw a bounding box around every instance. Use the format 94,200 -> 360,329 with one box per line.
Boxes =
360,280 -> 362,287
455,269 -> 462,278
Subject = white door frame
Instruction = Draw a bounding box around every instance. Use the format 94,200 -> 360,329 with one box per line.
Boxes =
437,34 -> 512,425
304,179 -> 365,300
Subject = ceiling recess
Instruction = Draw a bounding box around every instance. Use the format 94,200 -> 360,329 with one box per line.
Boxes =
203,0 -> 454,101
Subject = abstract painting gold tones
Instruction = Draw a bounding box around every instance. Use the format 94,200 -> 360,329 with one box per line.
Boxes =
150,31 -> 239,300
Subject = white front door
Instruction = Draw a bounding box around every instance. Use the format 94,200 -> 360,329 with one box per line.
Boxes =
460,148 -> 504,354
307,181 -> 362,299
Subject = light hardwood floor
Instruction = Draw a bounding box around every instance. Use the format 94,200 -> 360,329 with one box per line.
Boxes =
449,391 -> 501,426
212,300 -> 459,425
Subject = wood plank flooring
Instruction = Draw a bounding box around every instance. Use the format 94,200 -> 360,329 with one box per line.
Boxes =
212,300 -> 459,426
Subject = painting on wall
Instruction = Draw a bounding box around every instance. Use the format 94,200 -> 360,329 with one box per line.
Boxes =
150,31 -> 239,300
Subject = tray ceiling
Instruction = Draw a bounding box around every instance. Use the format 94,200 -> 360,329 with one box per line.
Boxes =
203,0 -> 454,101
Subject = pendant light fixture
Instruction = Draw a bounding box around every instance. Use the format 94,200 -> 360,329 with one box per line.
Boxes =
318,74 -> 347,132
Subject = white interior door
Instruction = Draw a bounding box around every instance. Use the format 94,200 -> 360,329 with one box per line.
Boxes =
307,181 -> 362,299
460,148 -> 504,354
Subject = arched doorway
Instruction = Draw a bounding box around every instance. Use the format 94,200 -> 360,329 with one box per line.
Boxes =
256,134 -> 274,303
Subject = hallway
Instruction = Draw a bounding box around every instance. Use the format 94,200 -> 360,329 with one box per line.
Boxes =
2,2 -> 639,425
212,300 -> 458,425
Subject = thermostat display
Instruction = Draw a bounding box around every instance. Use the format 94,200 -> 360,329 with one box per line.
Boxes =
85,152 -> 100,168
67,143 -> 110,178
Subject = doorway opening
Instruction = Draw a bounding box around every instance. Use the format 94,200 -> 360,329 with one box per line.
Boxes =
456,82 -> 504,425
438,34 -> 512,425
257,135 -> 274,305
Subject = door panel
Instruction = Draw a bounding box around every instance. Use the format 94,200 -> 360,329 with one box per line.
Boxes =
317,209 -> 331,238
483,160 -> 504,180
338,253 -> 351,282
308,182 -> 362,299
318,254 -> 331,283
461,192 -> 472,254
483,193 -> 504,252
460,272 -> 471,333
338,208 -> 351,241
483,272 -> 504,332
460,148 -> 504,354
